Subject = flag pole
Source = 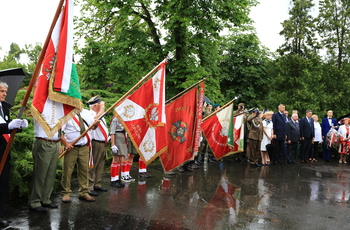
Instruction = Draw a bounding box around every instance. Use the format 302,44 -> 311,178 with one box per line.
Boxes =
201,94 -> 242,123
102,58 -> 168,117
58,123 -> 96,160
0,0 -> 66,176
165,78 -> 206,105
58,58 -> 168,160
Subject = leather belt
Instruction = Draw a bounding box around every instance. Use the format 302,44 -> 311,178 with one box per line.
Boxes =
116,131 -> 125,133
74,144 -> 88,148
92,139 -> 106,143
36,137 -> 60,143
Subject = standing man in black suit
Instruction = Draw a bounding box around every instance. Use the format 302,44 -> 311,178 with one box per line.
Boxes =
0,82 -> 29,227
272,104 -> 288,164
286,113 -> 300,163
321,110 -> 337,162
299,109 -> 315,163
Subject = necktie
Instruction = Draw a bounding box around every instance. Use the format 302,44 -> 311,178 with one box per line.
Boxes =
0,104 -> 4,118
77,114 -> 86,134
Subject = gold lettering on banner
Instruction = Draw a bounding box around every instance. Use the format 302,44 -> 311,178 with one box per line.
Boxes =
131,123 -> 142,139
175,106 -> 189,112
153,77 -> 160,91
70,78 -> 80,92
50,101 -> 56,125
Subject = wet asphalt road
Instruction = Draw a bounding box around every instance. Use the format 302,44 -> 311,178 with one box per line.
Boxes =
3,157 -> 350,230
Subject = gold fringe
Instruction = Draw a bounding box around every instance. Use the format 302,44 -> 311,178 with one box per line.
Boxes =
48,69 -> 83,109
31,105 -> 81,139
114,112 -> 168,166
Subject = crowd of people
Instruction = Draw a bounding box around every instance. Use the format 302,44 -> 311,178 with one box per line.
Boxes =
0,78 -> 347,228
0,90 -> 154,227
238,104 -> 343,168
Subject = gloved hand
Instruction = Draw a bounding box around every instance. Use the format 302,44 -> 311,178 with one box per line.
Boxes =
200,136 -> 203,142
8,119 -> 22,130
111,145 -> 118,154
20,119 -> 28,129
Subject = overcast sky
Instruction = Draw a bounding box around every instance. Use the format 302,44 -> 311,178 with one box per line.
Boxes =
0,0 -> 292,60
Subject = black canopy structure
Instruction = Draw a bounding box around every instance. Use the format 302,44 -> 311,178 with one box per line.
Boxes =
0,68 -> 26,106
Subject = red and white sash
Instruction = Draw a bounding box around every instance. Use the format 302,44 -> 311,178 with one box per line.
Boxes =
72,116 -> 94,168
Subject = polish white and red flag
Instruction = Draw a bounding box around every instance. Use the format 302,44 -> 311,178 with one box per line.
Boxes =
31,0 -> 82,138
201,103 -> 234,160
114,61 -> 167,165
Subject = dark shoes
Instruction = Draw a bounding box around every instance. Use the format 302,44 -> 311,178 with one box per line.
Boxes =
183,165 -> 193,172
29,206 -> 47,213
250,164 -> 262,168
0,218 -> 9,228
88,190 -> 99,196
139,172 -> 152,178
164,171 -> 176,176
78,194 -> 95,202
177,166 -> 185,173
274,161 -> 281,165
94,187 -> 108,192
111,180 -> 125,188
42,203 -> 59,209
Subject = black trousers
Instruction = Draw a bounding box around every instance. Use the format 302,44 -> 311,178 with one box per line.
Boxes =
300,138 -> 312,161
273,139 -> 285,162
0,145 -> 10,218
287,142 -> 298,162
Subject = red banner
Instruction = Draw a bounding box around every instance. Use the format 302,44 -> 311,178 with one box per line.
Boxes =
160,87 -> 198,172
201,103 -> 234,160
193,82 -> 204,155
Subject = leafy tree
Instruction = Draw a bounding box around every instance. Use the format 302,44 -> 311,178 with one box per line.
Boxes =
75,0 -> 257,103
219,28 -> 271,108
278,0 -> 319,57
316,0 -> 350,69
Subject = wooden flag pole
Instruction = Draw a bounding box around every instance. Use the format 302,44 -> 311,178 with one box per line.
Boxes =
201,94 -> 242,123
58,122 -> 97,160
0,0 -> 66,175
102,59 -> 168,117
58,59 -> 168,160
165,78 -> 206,105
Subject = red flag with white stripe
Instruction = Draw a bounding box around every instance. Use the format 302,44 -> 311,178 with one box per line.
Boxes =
31,0 -> 82,138
114,61 -> 167,165
201,103 -> 234,160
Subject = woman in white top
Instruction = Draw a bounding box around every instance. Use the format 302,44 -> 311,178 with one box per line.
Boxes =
311,114 -> 322,163
260,111 -> 273,166
338,118 -> 350,164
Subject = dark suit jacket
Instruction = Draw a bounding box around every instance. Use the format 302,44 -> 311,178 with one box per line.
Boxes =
321,117 -> 337,137
0,101 -> 11,145
272,112 -> 287,140
299,117 -> 314,139
286,120 -> 300,143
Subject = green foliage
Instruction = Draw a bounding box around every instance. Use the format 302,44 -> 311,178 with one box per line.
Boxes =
75,0 -> 256,102
316,0 -> 350,68
219,30 -> 271,108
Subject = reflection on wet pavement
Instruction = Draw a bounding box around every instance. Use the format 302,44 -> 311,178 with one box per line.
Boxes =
5,157 -> 350,229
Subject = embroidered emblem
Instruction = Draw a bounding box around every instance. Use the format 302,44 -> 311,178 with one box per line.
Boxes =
144,103 -> 163,128
169,120 -> 188,144
123,105 -> 136,119
143,140 -> 155,153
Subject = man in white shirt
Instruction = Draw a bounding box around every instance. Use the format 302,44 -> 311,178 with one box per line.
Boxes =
87,96 -> 109,196
60,109 -> 99,203
28,121 -> 61,212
